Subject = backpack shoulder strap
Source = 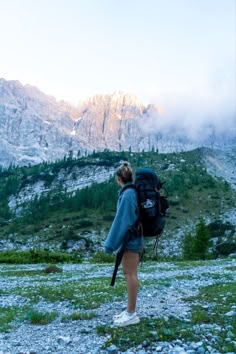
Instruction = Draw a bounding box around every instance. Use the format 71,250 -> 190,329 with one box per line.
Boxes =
121,183 -> 139,214
120,183 -> 137,194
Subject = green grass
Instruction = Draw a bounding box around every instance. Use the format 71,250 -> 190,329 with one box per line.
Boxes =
0,257 -> 235,354
174,274 -> 194,281
0,269 -> 44,277
0,265 -> 64,277
0,249 -> 81,264
200,272 -> 234,281
0,306 -> 32,332
140,278 -> 172,288
91,252 -> 115,263
187,282 -> 236,353
191,305 -> 211,324
28,310 -> 58,325
173,258 -> 232,269
0,307 -> 58,331
138,262 -> 176,273
97,317 -> 196,350
0,308 -> 17,332
96,279 -> 236,352
225,265 -> 236,272
14,277 -> 127,309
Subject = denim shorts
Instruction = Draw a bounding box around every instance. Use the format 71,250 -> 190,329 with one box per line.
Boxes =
126,236 -> 144,253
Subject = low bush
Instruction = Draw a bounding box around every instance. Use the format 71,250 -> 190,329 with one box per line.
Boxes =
78,219 -> 93,228
215,242 -> 236,256
91,252 -> 115,263
29,310 -> 57,325
43,264 -> 63,273
0,250 -> 81,264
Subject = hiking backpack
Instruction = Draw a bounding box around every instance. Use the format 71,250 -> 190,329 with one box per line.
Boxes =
134,167 -> 169,237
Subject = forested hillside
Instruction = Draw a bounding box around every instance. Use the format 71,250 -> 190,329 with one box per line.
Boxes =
0,148 -> 235,260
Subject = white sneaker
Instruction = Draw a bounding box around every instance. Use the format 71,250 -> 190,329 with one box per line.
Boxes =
112,310 -> 126,321
113,311 -> 140,327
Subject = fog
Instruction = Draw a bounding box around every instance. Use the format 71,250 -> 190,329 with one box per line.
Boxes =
139,69 -> 236,142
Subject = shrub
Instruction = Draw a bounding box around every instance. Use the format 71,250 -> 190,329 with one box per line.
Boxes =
182,219 -> 210,260
207,221 -> 235,238
0,250 -> 81,264
182,233 -> 196,260
194,219 -> 211,260
78,219 -> 93,228
215,242 -> 236,256
43,264 -> 63,274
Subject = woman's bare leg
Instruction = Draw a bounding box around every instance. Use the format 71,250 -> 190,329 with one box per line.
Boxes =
122,250 -> 139,313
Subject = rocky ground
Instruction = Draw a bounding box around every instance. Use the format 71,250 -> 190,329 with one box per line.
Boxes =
204,148 -> 236,192
0,258 -> 235,354
0,147 -> 235,353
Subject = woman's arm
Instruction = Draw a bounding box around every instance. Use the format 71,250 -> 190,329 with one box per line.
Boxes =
104,190 -> 137,254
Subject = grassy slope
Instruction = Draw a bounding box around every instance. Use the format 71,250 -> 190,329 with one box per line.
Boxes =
0,148 -> 235,258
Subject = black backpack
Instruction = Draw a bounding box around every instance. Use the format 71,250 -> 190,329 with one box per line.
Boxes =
122,167 -> 169,237
134,167 -> 169,237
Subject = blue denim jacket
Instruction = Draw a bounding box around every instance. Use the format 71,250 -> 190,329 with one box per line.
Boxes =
104,182 -> 143,254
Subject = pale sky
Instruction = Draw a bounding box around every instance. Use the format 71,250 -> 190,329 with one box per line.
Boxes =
0,0 -> 235,105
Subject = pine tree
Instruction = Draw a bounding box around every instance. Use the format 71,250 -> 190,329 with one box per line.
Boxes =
183,233 -> 195,260
183,219 -> 210,260
194,218 -> 210,260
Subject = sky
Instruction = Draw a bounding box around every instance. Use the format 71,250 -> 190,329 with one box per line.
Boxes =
0,0 -> 235,108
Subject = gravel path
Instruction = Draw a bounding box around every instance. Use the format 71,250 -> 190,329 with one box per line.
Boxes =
0,259 -> 235,354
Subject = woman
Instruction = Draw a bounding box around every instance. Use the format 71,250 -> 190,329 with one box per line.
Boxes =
104,162 -> 143,327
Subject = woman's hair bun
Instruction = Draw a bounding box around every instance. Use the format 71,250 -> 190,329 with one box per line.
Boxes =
116,161 -> 133,183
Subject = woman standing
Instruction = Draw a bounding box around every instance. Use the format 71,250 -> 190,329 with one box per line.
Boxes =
104,162 -> 143,327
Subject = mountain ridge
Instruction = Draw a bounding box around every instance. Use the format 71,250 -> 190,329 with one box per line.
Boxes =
0,78 -> 235,167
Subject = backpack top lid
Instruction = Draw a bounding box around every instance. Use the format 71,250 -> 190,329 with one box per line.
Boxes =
135,167 -> 162,190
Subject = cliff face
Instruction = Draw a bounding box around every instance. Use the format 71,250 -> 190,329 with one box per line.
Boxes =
0,79 -> 83,167
0,79 -> 235,167
74,93 -> 145,151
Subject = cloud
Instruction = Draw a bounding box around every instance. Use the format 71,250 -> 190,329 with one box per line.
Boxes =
139,69 -> 236,142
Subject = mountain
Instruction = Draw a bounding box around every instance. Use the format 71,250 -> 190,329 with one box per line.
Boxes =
0,79 -> 83,167
0,78 -> 235,167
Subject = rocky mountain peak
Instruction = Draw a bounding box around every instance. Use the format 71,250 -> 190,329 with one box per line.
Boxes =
80,91 -> 144,114
0,78 -> 235,167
